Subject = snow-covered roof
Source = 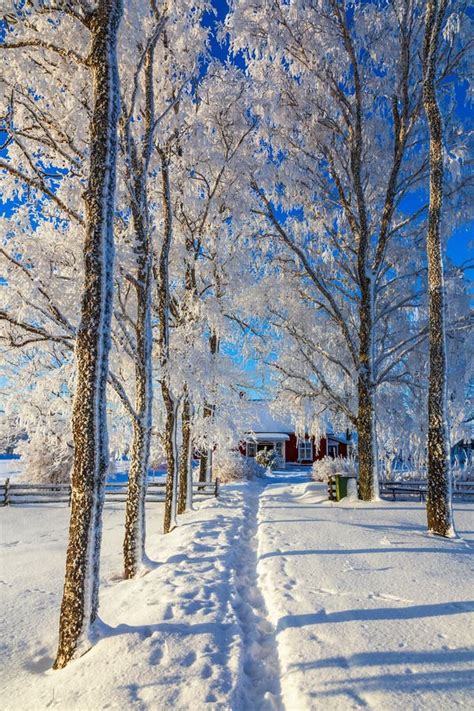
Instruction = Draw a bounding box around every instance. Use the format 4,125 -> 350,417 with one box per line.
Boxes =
244,400 -> 294,434
327,433 -> 351,445
247,433 -> 290,442
243,400 -> 353,442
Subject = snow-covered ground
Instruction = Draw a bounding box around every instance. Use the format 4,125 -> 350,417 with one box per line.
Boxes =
1,474 -> 473,710
0,457 -> 23,479
259,473 -> 474,710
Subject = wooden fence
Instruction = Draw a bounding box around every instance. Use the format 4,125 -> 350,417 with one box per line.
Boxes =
380,479 -> 474,501
0,478 -> 219,506
328,476 -> 474,502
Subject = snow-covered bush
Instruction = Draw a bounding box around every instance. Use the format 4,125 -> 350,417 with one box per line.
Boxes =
17,434 -> 73,484
453,463 -> 474,482
213,451 -> 266,483
312,456 -> 357,482
255,448 -> 277,470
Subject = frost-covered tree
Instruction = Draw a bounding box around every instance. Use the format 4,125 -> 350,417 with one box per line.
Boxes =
54,0 -> 123,670
154,59 -> 257,531
228,0 -> 471,500
1,0 -> 124,668
423,0 -> 454,537
116,3 -> 168,578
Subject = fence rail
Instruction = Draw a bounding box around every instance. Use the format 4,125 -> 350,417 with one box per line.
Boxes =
326,476 -> 474,503
380,479 -> 474,501
0,478 -> 219,506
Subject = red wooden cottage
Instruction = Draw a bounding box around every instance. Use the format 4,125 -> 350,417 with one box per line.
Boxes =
239,401 -> 349,468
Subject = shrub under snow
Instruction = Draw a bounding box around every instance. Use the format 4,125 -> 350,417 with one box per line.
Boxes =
18,436 -> 72,484
255,448 -> 277,470
213,451 -> 266,483
312,456 -> 357,483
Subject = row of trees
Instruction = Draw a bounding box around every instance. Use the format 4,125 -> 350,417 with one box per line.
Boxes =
0,0 -> 261,667
0,0 -> 472,669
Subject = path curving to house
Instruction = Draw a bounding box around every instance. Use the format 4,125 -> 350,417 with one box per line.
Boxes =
230,482 -> 284,710
1,470 -> 472,710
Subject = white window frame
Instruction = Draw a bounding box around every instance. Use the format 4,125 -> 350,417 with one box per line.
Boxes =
298,439 -> 313,461
328,442 -> 339,458
246,441 -> 256,457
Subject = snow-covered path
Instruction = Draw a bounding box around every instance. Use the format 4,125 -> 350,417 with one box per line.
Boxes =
1,475 -> 473,710
257,474 -> 474,710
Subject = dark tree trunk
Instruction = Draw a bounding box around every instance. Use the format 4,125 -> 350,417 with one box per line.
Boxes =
199,332 -> 219,485
121,33 -> 159,577
54,0 -> 123,669
357,281 -> 377,501
177,394 -> 191,515
123,223 -> 153,578
423,0 -> 455,537
198,451 -> 208,484
162,381 -> 178,533
198,402 -> 213,486
157,149 -> 178,534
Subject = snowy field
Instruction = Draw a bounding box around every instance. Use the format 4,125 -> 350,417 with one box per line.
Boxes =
0,457 -> 23,479
1,474 -> 473,710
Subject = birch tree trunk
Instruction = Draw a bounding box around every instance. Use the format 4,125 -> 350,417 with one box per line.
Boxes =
348,23 -> 378,502
177,393 -> 191,515
157,149 -> 178,534
423,0 -> 455,537
54,0 -> 123,669
358,276 -> 378,501
123,220 -> 153,577
199,332 -> 218,484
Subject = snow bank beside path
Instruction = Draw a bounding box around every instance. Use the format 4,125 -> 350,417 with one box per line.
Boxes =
257,480 -> 474,710
0,483 -> 277,710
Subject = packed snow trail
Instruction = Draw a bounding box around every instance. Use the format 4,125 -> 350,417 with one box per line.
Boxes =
230,483 -> 283,710
1,476 -> 473,710
257,475 -> 474,710
0,488 -> 259,709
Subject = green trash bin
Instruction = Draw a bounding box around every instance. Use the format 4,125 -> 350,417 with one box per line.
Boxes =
335,475 -> 358,500
335,475 -> 348,501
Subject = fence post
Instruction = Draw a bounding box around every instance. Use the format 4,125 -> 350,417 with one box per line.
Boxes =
214,478 -> 219,497
4,477 -> 10,506
327,476 -> 333,501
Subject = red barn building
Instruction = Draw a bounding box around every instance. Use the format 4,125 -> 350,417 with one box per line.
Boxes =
239,401 -> 349,467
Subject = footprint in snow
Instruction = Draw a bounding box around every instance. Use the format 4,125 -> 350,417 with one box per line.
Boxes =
180,651 -> 196,667
201,663 -> 213,679
163,604 -> 174,620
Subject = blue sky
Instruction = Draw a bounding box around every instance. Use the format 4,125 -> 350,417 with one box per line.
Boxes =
203,0 -> 472,276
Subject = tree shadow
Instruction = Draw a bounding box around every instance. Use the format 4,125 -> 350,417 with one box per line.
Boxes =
309,669 -> 474,698
277,600 -> 474,632
259,545 -> 473,559
291,646 -> 474,671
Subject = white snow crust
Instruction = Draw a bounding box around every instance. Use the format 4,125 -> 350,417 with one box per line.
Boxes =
1,474 -> 473,710
258,473 -> 474,710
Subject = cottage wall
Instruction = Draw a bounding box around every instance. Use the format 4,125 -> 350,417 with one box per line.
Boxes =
238,434 -> 348,463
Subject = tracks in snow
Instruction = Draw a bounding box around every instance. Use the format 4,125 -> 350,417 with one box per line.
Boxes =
231,484 -> 283,711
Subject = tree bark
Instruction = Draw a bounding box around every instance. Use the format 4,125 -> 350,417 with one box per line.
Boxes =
123,218 -> 153,577
54,0 -> 123,669
357,277 -> 378,501
157,149 -> 178,534
162,381 -> 178,533
198,450 -> 208,484
198,332 -> 218,485
121,22 -> 163,577
423,0 -> 455,537
177,393 -> 191,514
